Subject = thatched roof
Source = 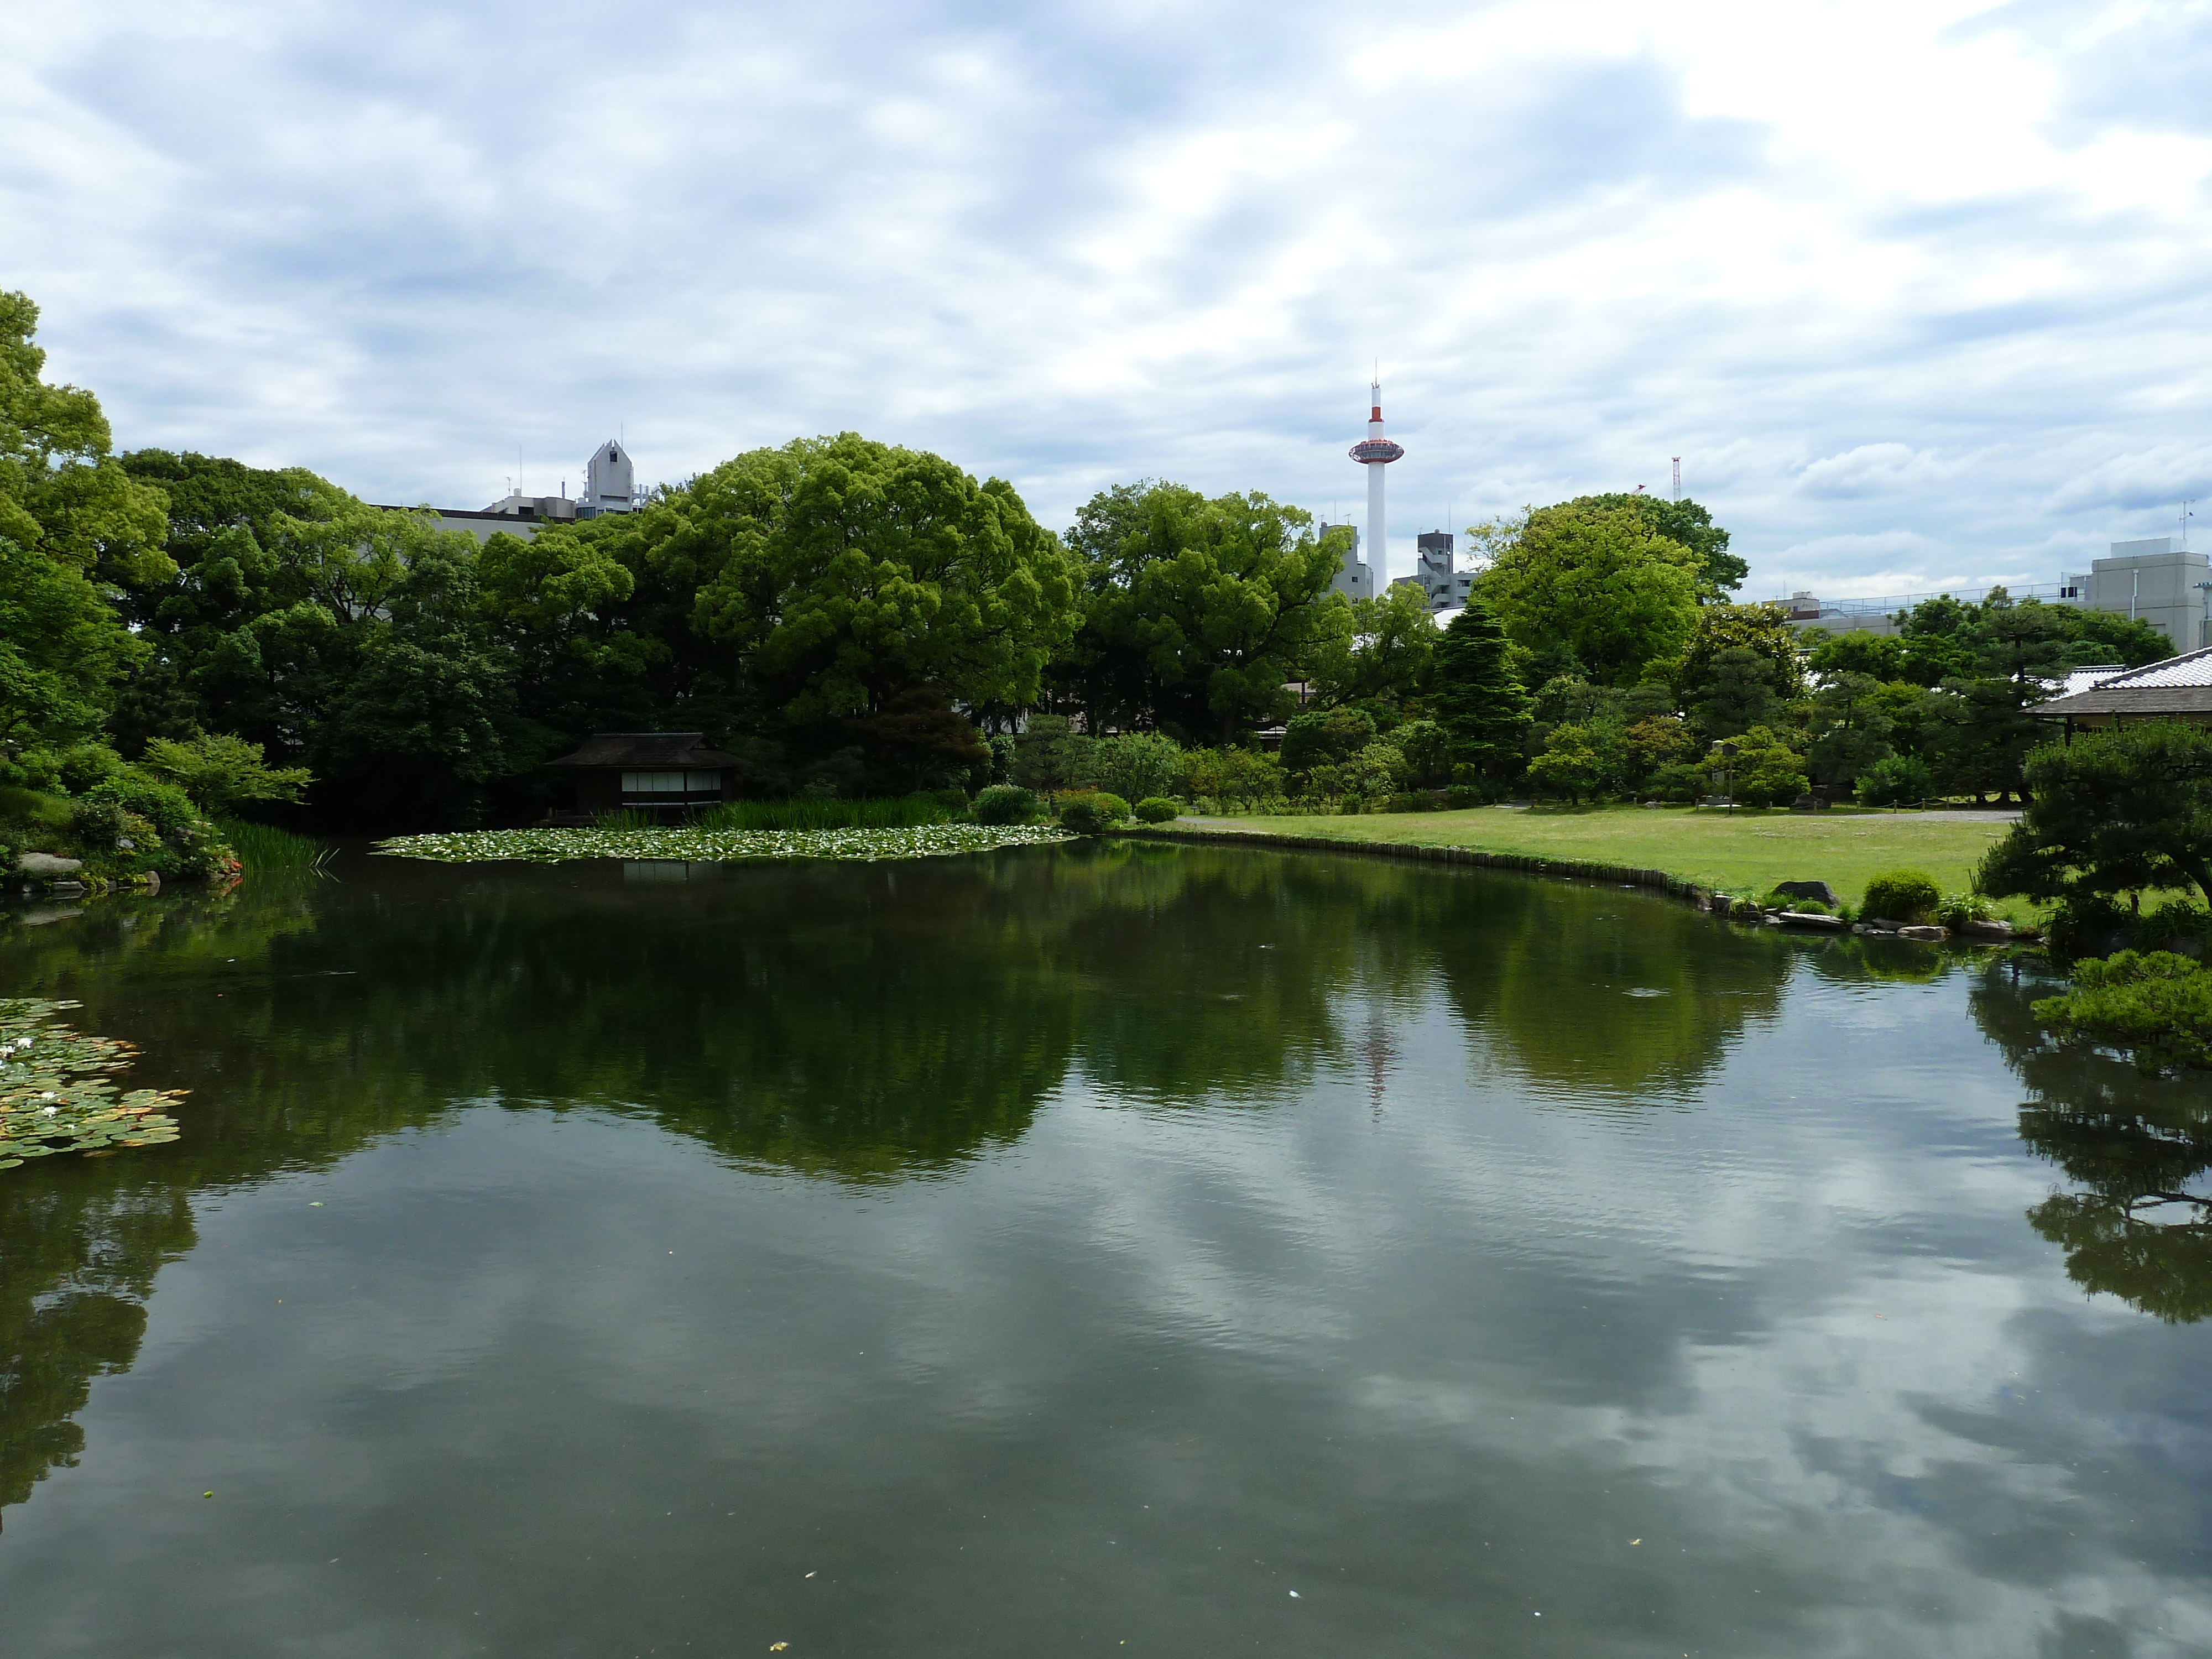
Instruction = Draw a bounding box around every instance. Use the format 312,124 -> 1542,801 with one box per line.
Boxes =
544,733 -> 742,769
2035,648 -> 2212,719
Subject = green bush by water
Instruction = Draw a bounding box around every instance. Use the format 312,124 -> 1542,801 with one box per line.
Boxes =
1056,792 -> 1129,835
698,795 -> 956,831
973,785 -> 1041,826
218,818 -> 334,870
1133,797 -> 1179,823
1863,869 -> 1941,923
2034,950 -> 2212,1070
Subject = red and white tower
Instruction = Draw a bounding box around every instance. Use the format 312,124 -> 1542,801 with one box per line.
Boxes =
1348,379 -> 1405,577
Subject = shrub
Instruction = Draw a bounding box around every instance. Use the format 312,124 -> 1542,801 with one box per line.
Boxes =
2033,950 -> 2212,1069
85,774 -> 200,834
68,795 -> 128,849
1863,868 -> 1942,924
1443,779 -> 1507,808
1056,791 -> 1129,836
1935,892 -> 1996,927
1764,893 -> 1831,915
1856,753 -> 1936,808
1133,796 -> 1179,823
140,732 -> 312,816
1088,733 -> 1182,805
971,784 -> 1041,826
1381,791 -> 1439,813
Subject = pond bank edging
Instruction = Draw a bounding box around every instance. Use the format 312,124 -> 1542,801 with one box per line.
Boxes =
1119,825 -> 1715,909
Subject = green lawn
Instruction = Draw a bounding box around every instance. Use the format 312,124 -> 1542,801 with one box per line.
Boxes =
1162,805 -> 2034,917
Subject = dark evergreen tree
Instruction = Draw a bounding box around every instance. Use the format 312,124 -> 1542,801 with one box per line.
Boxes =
1428,600 -> 1531,773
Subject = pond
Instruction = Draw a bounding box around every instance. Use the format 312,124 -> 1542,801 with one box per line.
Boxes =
2,843 -> 2209,1657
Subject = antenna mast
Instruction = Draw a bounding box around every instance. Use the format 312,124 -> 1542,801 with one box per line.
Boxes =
1671,457 -> 1682,501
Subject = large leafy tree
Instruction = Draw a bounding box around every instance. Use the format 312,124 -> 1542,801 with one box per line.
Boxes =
1979,723 -> 2212,910
1063,480 -> 1350,742
1561,493 -> 1745,599
1427,599 -> 1531,772
1473,501 -> 1701,687
674,434 -> 1079,727
0,293 -> 170,765
1308,582 -> 1438,713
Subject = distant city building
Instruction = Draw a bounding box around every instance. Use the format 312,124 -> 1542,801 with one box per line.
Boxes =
1413,530 -> 1474,612
1781,537 -> 2212,653
1321,521 -> 1373,602
378,437 -> 640,543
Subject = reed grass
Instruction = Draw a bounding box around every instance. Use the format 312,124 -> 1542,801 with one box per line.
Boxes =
218,817 -> 334,870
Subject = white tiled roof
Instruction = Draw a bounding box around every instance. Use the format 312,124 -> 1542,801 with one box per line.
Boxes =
2086,647 -> 2212,690
2058,665 -> 2126,697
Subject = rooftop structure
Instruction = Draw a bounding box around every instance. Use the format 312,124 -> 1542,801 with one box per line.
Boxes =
543,732 -> 740,820
1778,539 -> 2212,652
2034,647 -> 2212,731
377,437 -> 640,543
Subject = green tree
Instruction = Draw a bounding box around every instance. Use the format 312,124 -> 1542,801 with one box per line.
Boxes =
682,434 -> 1080,727
1310,582 -> 1437,711
1280,706 -> 1377,774
1804,671 -> 1894,786
1427,599 -> 1531,773
1689,647 -> 1784,739
1384,719 -> 1453,787
1559,493 -> 1745,598
1979,724 -> 2212,911
0,294 -> 170,769
1085,732 -> 1183,804
1473,501 -> 1701,686
1526,722 -> 1617,804
1681,603 -> 1806,700
1063,481 -> 1352,741
139,732 -> 311,817
1011,715 -> 1091,794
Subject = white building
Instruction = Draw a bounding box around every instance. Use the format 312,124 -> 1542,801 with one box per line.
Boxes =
1783,538 -> 2212,653
379,438 -> 641,543
1321,520 -> 1373,602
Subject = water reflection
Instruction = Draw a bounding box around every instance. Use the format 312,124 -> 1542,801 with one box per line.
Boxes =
1972,961 -> 2212,1322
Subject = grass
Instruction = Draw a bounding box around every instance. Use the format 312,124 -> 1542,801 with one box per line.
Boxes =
218,817 -> 334,870
1160,804 -> 2041,921
696,795 -> 957,831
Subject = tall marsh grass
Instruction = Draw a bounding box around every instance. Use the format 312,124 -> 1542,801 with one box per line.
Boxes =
218,817 -> 334,870
698,794 -> 958,831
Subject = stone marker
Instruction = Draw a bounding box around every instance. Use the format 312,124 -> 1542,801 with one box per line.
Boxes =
1897,925 -> 1949,942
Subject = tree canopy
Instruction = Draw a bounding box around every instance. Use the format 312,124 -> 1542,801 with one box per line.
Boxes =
1472,501 -> 1702,687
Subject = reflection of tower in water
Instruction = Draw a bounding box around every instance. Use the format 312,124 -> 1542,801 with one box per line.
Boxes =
1354,1006 -> 1396,1119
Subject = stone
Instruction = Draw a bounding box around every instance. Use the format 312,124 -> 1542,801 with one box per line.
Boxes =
1958,919 -> 2015,940
1776,911 -> 1848,930
1790,793 -> 1830,812
17,852 -> 83,877
1772,880 -> 1839,908
1897,924 -> 1949,941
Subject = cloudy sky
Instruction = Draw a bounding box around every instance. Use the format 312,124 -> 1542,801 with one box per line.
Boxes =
8,0 -> 2211,596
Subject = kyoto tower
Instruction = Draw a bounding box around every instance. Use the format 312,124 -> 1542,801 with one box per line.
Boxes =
1348,378 -> 1404,577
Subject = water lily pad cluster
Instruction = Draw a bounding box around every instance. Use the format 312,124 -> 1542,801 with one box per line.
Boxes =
0,999 -> 185,1170
374,823 -> 1074,865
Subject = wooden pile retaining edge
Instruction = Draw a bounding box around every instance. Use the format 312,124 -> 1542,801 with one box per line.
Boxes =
1120,826 -> 1714,910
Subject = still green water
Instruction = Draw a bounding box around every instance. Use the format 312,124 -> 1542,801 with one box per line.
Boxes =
1,843 -> 2209,1657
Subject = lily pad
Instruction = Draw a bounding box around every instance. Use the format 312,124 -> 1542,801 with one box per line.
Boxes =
0,999 -> 185,1171
373,823 -> 1074,865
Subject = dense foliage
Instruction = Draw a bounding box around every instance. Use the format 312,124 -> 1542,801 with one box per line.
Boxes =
12,279 -> 2205,848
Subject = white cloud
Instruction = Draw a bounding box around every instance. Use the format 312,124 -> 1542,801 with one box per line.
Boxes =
4,0 -> 2210,587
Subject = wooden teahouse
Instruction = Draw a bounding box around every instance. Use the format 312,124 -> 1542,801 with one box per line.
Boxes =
543,733 -> 740,821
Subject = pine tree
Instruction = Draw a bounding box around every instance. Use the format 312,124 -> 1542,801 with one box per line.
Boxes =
1429,600 -> 1531,773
